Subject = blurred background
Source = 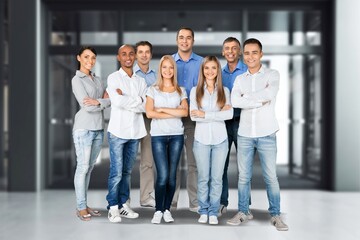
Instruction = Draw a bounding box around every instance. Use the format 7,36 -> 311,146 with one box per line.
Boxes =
0,0 -> 359,192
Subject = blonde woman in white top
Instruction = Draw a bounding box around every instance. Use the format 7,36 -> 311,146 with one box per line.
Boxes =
146,55 -> 188,224
190,56 -> 233,225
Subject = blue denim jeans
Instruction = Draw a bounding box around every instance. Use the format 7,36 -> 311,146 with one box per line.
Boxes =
221,118 -> 239,206
73,129 -> 104,210
106,132 -> 140,208
193,139 -> 228,216
237,133 -> 281,216
151,135 -> 184,212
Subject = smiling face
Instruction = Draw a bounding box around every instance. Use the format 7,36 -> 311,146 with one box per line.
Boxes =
203,60 -> 218,82
117,45 -> 135,69
77,49 -> 96,74
161,59 -> 174,80
222,40 -> 241,64
176,29 -> 194,53
136,44 -> 152,66
243,43 -> 263,73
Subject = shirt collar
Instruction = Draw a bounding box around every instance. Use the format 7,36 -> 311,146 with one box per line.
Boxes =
76,70 -> 96,78
119,68 -> 136,78
133,63 -> 155,75
223,60 -> 247,74
173,52 -> 196,62
245,64 -> 265,76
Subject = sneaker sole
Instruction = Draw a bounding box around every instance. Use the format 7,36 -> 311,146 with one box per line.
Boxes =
120,214 -> 139,219
108,217 -> 122,223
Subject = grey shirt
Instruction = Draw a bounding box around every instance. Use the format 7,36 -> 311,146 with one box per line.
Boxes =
72,70 -> 110,131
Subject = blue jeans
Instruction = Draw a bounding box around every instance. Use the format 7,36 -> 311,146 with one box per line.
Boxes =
193,139 -> 228,216
73,129 -> 104,210
152,135 -> 184,212
221,118 -> 239,206
106,132 -> 140,208
237,133 -> 281,216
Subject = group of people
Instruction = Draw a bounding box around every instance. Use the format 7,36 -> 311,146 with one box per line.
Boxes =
71,27 -> 289,231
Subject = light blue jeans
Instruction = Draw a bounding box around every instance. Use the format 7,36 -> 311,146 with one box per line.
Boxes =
73,129 -> 104,210
106,132 -> 140,209
193,139 -> 228,216
237,133 -> 281,216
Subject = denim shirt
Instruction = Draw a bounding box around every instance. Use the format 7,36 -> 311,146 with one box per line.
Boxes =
222,60 -> 248,118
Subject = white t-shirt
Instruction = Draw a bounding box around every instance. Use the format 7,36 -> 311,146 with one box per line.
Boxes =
146,86 -> 187,136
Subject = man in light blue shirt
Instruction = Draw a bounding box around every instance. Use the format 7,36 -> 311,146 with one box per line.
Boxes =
172,27 -> 203,212
134,41 -> 157,208
219,37 -> 248,216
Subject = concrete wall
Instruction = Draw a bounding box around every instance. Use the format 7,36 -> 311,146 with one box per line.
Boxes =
335,0 -> 360,191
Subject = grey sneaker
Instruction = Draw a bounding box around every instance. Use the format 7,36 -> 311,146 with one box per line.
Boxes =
140,197 -> 156,208
271,215 -> 289,231
227,212 -> 248,226
218,204 -> 227,217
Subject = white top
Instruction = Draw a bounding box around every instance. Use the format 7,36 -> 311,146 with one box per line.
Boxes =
106,68 -> 148,139
231,65 -> 280,138
146,86 -> 187,136
190,85 -> 233,145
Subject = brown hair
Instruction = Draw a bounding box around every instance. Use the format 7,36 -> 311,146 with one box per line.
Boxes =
196,56 -> 226,109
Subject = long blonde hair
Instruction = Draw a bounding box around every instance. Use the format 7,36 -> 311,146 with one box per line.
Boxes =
155,55 -> 182,95
196,56 -> 226,108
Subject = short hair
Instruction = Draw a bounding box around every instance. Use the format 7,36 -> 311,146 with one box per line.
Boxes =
222,37 -> 241,47
243,38 -> 262,51
176,27 -> 194,39
135,41 -> 153,54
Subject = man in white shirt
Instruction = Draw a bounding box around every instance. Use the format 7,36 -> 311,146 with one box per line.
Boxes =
227,38 -> 288,231
106,44 -> 147,223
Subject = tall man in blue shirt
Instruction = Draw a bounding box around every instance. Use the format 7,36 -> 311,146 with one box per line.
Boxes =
172,27 -> 203,212
134,41 -> 157,208
219,37 -> 248,217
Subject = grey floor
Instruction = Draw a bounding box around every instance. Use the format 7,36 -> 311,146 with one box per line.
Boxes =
1,189 -> 359,240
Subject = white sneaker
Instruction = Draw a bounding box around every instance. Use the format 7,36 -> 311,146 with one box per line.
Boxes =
151,211 -> 163,224
119,203 -> 139,219
209,216 -> 218,225
108,206 -> 121,223
198,214 -> 208,224
163,210 -> 174,223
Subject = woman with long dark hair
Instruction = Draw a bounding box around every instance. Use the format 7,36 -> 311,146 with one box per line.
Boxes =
72,46 -> 110,221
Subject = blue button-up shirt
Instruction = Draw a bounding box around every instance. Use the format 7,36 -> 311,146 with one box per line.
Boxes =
134,64 -> 157,87
222,60 -> 248,117
172,52 -> 203,98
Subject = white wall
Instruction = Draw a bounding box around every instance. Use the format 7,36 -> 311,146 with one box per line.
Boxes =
335,0 -> 360,191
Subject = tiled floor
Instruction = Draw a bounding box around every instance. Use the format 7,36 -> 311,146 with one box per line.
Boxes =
0,189 -> 359,240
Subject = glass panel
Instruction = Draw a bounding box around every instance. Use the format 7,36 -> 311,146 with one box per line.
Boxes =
123,11 -> 242,32
305,55 -> 322,180
290,55 -> 305,174
51,11 -> 118,46
124,32 -> 241,46
248,11 -> 321,46
47,55 -> 116,187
